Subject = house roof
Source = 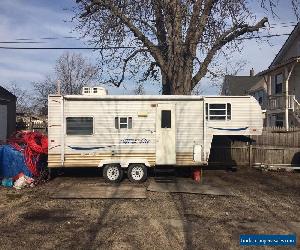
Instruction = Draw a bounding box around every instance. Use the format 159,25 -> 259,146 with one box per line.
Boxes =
269,22 -> 300,67
223,75 -> 263,95
0,85 -> 16,101
257,56 -> 300,76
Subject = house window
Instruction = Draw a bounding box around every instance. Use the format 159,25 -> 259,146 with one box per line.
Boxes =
161,110 -> 171,128
206,103 -> 231,120
273,113 -> 284,127
275,73 -> 283,94
252,90 -> 264,105
66,117 -> 93,135
115,117 -> 132,129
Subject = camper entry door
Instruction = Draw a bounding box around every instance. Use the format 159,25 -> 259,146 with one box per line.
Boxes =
156,103 -> 176,165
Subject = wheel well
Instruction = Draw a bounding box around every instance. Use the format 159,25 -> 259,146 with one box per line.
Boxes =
98,159 -> 150,168
128,163 -> 147,166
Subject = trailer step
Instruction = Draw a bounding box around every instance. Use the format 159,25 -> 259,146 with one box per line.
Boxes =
154,167 -> 176,183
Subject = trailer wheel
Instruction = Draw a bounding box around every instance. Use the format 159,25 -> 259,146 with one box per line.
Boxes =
127,164 -> 147,183
103,164 -> 123,183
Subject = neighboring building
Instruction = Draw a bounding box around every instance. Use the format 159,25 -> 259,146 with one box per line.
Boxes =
221,73 -> 267,109
16,113 -> 47,134
0,85 -> 16,142
222,22 -> 300,128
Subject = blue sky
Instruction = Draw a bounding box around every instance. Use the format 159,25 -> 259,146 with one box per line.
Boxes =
0,0 -> 298,95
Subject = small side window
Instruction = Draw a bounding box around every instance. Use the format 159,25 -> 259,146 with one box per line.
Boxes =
120,117 -> 127,128
161,110 -> 171,128
206,103 -> 231,121
115,117 -> 133,129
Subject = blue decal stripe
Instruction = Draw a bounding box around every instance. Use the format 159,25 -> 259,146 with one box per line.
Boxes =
68,146 -> 109,150
208,126 -> 248,131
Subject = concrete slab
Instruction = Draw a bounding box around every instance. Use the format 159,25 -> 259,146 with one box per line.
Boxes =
51,181 -> 147,199
147,178 -> 234,196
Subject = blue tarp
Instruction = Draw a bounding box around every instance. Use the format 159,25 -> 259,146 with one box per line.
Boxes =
0,145 -> 32,178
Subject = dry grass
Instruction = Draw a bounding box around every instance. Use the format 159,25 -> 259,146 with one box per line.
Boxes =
0,167 -> 299,249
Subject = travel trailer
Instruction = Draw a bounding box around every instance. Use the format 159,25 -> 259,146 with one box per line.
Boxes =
48,87 -> 263,183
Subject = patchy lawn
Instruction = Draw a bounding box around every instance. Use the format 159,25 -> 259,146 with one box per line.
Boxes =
0,167 -> 299,249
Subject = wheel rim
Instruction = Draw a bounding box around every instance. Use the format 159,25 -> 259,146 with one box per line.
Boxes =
106,166 -> 120,181
131,166 -> 144,181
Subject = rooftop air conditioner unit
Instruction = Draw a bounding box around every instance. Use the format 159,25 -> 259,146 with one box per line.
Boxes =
82,87 -> 108,96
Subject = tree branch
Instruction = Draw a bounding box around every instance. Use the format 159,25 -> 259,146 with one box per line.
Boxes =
110,49 -> 149,87
78,0 -> 167,70
191,17 -> 268,88
152,0 -> 168,58
185,0 -> 217,54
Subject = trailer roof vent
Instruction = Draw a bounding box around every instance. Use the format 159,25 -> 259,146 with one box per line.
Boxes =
82,87 -> 108,96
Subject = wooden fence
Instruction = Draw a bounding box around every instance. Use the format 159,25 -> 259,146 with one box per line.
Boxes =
250,127 -> 300,147
208,127 -> 300,167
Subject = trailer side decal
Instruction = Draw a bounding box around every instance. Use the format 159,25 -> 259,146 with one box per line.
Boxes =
120,138 -> 150,144
208,126 -> 249,131
68,145 -> 114,150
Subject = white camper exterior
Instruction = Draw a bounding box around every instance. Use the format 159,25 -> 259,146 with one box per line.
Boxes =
48,89 -> 263,182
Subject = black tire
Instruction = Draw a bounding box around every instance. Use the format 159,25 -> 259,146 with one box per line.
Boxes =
103,164 -> 124,183
127,164 -> 147,183
48,168 -> 58,180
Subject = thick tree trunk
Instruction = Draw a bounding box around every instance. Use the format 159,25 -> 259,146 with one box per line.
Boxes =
161,56 -> 194,95
161,72 -> 193,95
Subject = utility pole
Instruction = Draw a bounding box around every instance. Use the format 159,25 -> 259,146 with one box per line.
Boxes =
57,80 -> 61,95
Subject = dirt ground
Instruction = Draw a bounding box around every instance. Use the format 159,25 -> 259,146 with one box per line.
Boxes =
0,167 -> 299,250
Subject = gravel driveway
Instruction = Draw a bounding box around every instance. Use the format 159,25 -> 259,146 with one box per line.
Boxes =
0,167 -> 299,249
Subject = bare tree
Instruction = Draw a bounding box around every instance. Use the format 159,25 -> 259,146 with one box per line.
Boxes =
32,76 -> 57,116
73,0 -> 267,95
4,83 -> 33,113
55,52 -> 100,94
74,0 -> 299,95
261,0 -> 300,20
132,83 -> 146,95
33,52 -> 100,115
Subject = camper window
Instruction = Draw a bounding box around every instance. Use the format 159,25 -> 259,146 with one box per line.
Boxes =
115,117 -> 132,129
161,110 -> 171,128
66,117 -> 93,135
206,103 -> 231,120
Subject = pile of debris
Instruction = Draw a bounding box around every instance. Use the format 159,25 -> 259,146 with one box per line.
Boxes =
0,131 -> 48,189
252,163 -> 299,172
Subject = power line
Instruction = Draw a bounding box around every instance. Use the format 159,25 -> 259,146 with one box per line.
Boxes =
0,41 -> 46,44
0,46 -> 136,50
13,36 -> 79,41
267,24 -> 297,29
0,32 -> 289,44
1,22 -> 297,43
0,33 -> 291,50
268,21 -> 299,25
236,33 -> 291,40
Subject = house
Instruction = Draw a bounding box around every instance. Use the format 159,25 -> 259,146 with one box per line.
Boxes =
222,22 -> 300,129
0,85 -> 16,142
221,72 -> 267,109
16,112 -> 47,133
